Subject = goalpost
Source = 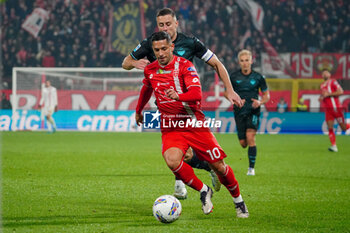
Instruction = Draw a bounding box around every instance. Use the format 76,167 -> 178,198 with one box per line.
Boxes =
11,67 -> 144,131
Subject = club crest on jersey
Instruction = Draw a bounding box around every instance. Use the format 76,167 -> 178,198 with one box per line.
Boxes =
192,77 -> 199,83
157,69 -> 171,74
250,79 -> 256,85
176,49 -> 185,56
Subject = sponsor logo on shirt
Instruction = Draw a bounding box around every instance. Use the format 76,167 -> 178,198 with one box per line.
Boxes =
157,69 -> 172,74
187,67 -> 196,72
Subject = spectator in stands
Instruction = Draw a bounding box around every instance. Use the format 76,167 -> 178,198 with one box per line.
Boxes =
277,97 -> 288,113
41,50 -> 56,67
1,93 -> 12,109
296,97 -> 308,112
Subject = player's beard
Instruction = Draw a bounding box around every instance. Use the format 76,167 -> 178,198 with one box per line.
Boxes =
158,54 -> 173,66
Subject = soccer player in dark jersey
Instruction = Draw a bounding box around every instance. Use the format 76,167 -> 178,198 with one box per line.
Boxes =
123,8 -> 242,198
229,49 -> 270,176
135,31 -> 248,217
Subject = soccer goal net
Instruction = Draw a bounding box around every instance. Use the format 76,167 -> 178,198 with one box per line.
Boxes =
12,67 -> 144,111
11,67 -> 145,131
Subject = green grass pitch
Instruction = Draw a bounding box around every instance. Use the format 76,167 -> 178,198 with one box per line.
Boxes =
1,132 -> 350,232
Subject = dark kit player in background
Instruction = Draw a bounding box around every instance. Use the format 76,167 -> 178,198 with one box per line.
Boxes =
230,49 -> 270,176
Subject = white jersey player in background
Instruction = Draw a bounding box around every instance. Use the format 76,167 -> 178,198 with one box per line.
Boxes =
39,80 -> 58,133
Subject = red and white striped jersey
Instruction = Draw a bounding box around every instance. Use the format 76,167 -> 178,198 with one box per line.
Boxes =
320,79 -> 342,111
143,55 -> 205,123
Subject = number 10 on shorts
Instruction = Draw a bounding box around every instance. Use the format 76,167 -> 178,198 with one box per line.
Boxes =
207,147 -> 221,160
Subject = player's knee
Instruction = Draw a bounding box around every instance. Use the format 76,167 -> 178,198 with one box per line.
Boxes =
210,160 -> 226,175
163,148 -> 183,170
240,140 -> 247,148
164,157 -> 180,170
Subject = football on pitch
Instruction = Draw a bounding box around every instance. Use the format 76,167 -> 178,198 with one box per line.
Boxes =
152,195 -> 182,223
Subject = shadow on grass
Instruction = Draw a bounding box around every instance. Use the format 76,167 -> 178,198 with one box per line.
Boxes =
3,203 -> 154,228
86,173 -> 173,177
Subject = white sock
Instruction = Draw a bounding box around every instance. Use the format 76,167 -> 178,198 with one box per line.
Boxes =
51,118 -> 56,129
48,117 -> 56,129
175,180 -> 185,188
233,194 -> 243,204
47,121 -> 52,131
200,184 -> 208,192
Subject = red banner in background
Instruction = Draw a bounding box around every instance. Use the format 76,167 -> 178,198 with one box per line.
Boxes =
291,53 -> 350,79
4,89 -> 350,112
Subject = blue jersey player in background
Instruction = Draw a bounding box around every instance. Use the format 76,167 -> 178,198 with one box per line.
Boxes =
230,49 -> 270,176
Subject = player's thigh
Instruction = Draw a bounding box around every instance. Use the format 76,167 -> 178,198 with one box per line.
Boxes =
325,110 -> 335,122
162,131 -> 189,156
163,147 -> 184,169
185,130 -> 227,164
234,114 -> 247,140
334,110 -> 346,125
41,108 -> 49,116
246,113 -> 260,131
48,108 -> 55,116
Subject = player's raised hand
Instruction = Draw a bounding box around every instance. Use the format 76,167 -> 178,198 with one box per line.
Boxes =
225,89 -> 244,108
135,113 -> 144,126
134,59 -> 150,70
251,98 -> 261,109
166,89 -> 179,100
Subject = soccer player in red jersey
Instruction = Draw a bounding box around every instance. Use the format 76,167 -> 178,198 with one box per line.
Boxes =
319,69 -> 350,152
135,31 -> 249,217
124,8 -> 242,198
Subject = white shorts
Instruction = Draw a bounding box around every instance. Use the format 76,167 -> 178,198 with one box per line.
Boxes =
41,107 -> 55,117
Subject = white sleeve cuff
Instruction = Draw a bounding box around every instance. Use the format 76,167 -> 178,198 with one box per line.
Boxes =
201,49 -> 214,62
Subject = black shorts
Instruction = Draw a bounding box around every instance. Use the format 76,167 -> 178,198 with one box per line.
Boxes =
234,113 -> 260,140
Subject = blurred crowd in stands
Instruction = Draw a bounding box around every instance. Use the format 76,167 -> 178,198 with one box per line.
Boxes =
1,0 -> 350,89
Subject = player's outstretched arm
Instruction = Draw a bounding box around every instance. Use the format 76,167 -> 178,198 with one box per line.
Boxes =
207,55 -> 243,108
122,55 -> 150,70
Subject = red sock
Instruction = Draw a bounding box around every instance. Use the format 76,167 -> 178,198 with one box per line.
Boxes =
172,161 -> 203,191
217,165 -> 240,198
346,123 -> 350,130
328,128 -> 336,146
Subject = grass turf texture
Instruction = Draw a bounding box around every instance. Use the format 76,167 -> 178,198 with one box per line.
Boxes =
1,132 -> 350,233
